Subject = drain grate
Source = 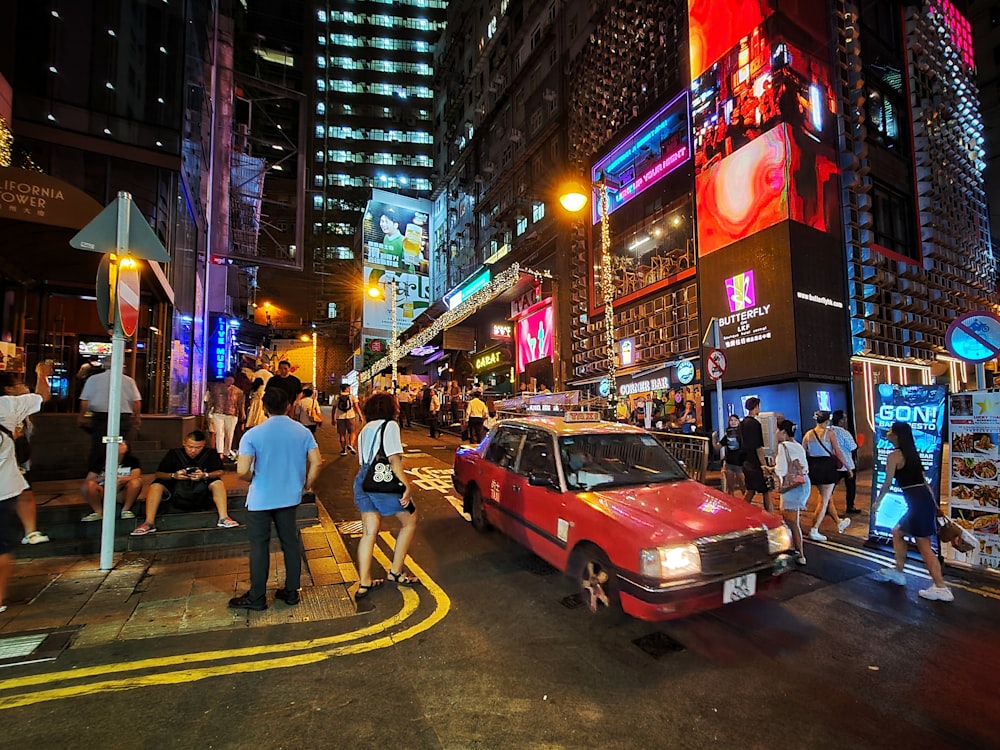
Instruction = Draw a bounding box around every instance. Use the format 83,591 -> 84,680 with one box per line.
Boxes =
560,592 -> 586,609
632,631 -> 686,659
336,520 -> 363,536
0,628 -> 79,668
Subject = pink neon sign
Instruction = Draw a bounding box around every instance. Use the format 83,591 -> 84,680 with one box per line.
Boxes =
515,302 -> 553,373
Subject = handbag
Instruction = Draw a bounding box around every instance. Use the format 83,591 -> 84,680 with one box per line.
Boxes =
808,428 -> 845,470
777,443 -> 808,494
309,399 -> 324,425
361,421 -> 406,496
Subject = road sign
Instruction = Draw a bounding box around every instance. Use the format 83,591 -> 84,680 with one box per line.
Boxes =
96,254 -> 112,329
706,348 -> 728,381
70,195 -> 170,262
117,260 -> 141,337
945,311 -> 1000,364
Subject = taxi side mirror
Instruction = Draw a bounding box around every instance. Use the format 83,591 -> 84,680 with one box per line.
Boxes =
527,472 -> 560,490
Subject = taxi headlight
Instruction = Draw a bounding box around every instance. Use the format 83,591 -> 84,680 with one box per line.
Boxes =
640,543 -> 701,580
767,524 -> 793,554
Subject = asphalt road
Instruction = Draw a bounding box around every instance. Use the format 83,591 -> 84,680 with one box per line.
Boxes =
2,423 -> 998,749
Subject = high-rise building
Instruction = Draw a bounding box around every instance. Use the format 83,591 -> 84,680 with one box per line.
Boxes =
308,1 -> 446,347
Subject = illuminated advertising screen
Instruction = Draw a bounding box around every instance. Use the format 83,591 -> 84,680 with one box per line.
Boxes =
696,122 -> 838,257
590,92 -> 691,223
691,18 -> 833,175
869,385 -> 947,540
688,0 -> 772,81
515,301 -> 554,373
362,267 -> 430,332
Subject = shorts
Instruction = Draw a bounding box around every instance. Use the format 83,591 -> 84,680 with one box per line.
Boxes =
898,484 -> 939,539
743,461 -> 770,493
807,455 -> 840,486
353,467 -> 408,516
0,497 -> 15,554
152,479 -> 214,511
337,417 -> 356,436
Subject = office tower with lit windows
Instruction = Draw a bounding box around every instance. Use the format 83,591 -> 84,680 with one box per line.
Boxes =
309,2 -> 446,327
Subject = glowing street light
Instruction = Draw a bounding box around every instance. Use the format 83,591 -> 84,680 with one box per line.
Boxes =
560,177 -> 618,416
366,278 -> 405,392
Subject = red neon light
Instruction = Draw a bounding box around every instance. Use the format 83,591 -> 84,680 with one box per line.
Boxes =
515,303 -> 554,373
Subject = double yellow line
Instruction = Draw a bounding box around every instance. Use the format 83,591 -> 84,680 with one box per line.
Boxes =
0,533 -> 449,710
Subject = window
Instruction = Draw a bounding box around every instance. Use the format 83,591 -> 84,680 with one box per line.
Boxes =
517,430 -> 557,478
532,201 -> 545,222
515,215 -> 528,235
530,108 -> 543,134
871,180 -> 917,259
485,428 -> 523,469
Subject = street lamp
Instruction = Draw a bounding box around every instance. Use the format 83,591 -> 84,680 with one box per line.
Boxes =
366,277 -> 405,392
559,178 -> 617,417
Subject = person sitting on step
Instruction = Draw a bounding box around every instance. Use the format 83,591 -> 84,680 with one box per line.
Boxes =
80,439 -> 143,521
131,430 -> 237,535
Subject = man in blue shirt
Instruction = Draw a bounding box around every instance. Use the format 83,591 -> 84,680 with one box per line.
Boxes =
230,388 -> 322,610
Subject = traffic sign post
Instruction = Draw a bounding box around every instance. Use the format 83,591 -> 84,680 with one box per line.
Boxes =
70,191 -> 168,571
702,319 -> 728,493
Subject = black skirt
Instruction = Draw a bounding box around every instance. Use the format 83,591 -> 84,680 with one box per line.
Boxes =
807,455 -> 840,486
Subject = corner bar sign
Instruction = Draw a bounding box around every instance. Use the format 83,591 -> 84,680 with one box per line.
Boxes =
945,311 -> 1000,363
706,348 -> 727,381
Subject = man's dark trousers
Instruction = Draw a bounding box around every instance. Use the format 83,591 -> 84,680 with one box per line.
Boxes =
247,504 -> 301,602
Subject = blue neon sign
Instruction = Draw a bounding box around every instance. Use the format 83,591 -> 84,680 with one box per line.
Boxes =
209,314 -> 230,380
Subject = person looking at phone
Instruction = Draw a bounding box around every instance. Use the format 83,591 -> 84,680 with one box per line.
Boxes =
131,430 -> 237,536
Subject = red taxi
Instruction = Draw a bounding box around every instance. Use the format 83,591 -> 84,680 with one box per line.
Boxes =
452,414 -> 794,622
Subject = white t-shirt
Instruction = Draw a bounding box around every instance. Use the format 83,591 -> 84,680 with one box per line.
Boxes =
79,370 -> 141,413
357,419 -> 404,465
0,393 -> 42,500
466,397 -> 489,419
775,439 -> 808,481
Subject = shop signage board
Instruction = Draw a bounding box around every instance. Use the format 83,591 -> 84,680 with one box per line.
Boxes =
706,348 -> 727,380
868,384 -> 947,540
676,359 -> 695,385
945,390 -> 1000,570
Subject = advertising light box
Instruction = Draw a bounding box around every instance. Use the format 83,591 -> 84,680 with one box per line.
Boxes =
590,92 -> 691,222
515,301 -> 554,373
362,267 -> 430,333
869,385 -> 947,540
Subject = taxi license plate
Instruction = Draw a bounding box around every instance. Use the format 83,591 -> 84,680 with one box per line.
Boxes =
723,573 -> 757,604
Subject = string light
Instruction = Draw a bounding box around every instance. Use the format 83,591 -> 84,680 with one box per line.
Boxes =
598,182 -> 617,413
0,115 -> 12,168
359,263 -> 552,384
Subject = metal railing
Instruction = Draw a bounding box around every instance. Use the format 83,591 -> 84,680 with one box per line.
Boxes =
649,431 -> 711,483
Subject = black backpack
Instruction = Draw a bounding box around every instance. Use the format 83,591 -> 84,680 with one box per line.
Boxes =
337,394 -> 351,412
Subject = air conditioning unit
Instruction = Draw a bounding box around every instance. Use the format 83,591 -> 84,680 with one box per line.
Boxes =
510,129 -> 523,142
543,88 -> 557,101
483,161 -> 496,173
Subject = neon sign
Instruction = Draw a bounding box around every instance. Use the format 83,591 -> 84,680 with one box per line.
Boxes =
515,302 -> 553,373
591,91 -> 691,221
444,267 -> 490,310
492,323 -> 512,340
475,349 -> 504,371
208,315 -> 230,380
719,270 -> 771,349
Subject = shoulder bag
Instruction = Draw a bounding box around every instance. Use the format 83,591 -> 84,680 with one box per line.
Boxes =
777,443 -> 808,494
361,421 -> 406,496
807,428 -> 845,470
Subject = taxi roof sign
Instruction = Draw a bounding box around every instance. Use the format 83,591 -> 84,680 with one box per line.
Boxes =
563,411 -> 602,423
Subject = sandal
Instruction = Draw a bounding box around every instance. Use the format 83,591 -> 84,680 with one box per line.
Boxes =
387,570 -> 419,587
355,579 -> 384,600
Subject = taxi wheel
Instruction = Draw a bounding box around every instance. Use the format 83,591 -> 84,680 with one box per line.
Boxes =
570,544 -> 621,617
469,487 -> 491,532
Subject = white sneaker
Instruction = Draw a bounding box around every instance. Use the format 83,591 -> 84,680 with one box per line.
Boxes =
21,531 -> 50,545
875,567 -> 906,586
120,510 -> 136,519
918,585 -> 954,602
795,552 -> 807,566
837,518 -> 851,534
81,512 -> 102,522
808,528 -> 827,542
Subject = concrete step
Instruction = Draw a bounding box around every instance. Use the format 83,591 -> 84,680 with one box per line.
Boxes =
18,500 -> 318,558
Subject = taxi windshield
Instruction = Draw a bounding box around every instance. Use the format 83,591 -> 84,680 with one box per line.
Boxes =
559,433 -> 688,490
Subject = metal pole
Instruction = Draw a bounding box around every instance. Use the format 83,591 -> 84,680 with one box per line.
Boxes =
976,363 -> 987,390
716,375 -> 725,491
599,183 -> 616,418
100,191 -> 131,571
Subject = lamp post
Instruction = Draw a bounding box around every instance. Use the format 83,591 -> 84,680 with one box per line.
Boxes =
367,277 -> 404,392
560,178 -> 617,417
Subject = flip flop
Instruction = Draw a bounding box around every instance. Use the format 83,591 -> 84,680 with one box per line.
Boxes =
355,579 -> 384,599
387,571 -> 420,586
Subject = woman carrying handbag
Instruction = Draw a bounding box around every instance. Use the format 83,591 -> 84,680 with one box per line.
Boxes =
352,392 -> 419,599
772,420 -> 811,565
803,410 -> 852,541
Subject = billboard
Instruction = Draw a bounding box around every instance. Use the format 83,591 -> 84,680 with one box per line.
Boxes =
591,91 -> 691,223
688,0 -> 772,81
698,221 -> 848,383
361,189 -> 433,337
869,385 -> 947,540
515,301 -> 554,373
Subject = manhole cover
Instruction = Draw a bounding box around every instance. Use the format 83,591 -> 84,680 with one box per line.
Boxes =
632,631 -> 686,659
